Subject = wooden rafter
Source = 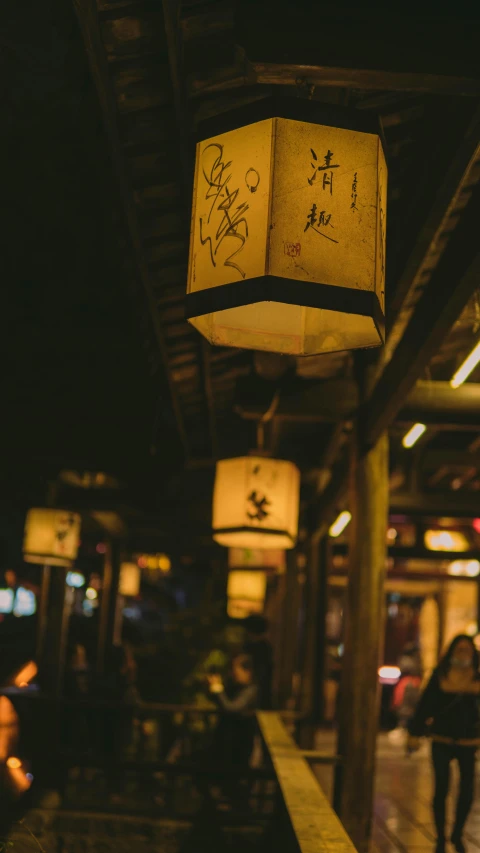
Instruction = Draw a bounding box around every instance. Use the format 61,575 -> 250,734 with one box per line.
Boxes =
161,0 -> 220,459
72,0 -> 189,457
382,105 -> 480,372
365,243 -> 480,446
251,63 -> 480,97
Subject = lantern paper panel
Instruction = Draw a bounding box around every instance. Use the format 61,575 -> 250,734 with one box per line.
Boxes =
227,570 -> 267,620
23,509 -> 81,567
119,563 -> 141,597
213,456 -> 300,550
187,101 -> 386,356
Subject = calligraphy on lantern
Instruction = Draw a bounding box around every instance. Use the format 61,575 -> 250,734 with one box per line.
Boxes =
351,172 -> 358,211
305,148 -> 359,245
199,142 -> 259,281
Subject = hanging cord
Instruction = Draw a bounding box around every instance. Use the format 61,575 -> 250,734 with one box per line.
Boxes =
256,389 -> 281,453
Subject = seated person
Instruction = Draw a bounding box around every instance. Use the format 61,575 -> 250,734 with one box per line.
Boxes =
207,654 -> 258,778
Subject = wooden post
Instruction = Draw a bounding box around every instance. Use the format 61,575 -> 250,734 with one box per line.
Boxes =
278,550 -> 302,708
97,540 -> 122,676
36,564 -> 51,663
334,429 -> 389,853
298,534 -> 328,747
40,566 -> 72,695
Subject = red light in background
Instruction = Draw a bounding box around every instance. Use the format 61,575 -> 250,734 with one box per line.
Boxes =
96,543 -> 107,554
473,519 -> 480,535
137,556 -> 148,569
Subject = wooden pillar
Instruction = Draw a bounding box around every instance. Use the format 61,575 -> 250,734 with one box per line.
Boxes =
270,572 -> 287,707
97,540 -> 122,677
36,564 -> 52,663
299,534 -> 328,747
334,430 -> 389,853
40,566 -> 72,695
278,551 -> 302,708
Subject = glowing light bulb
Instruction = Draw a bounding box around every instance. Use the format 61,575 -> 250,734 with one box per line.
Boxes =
451,342 -> 480,388
329,511 -> 352,538
402,423 -> 426,448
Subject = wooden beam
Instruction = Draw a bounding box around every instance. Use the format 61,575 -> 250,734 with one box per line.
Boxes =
235,378 -> 358,423
237,379 -> 480,430
382,105 -> 480,373
235,5 -> 480,96
390,491 -> 480,518
333,543 -> 480,563
400,381 -> 480,428
420,449 -> 480,470
252,62 -> 480,97
364,197 -> 480,447
72,0 -> 189,457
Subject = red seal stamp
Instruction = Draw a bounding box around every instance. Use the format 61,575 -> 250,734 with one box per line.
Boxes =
284,242 -> 301,257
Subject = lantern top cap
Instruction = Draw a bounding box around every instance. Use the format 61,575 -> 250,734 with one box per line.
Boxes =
197,95 -> 387,158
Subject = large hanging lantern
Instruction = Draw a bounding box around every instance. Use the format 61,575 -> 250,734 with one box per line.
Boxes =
213,456 -> 300,549
186,97 -> 386,356
227,570 -> 267,619
23,509 -> 81,568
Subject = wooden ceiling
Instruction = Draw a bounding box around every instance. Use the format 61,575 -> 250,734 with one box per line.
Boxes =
3,0 -> 480,539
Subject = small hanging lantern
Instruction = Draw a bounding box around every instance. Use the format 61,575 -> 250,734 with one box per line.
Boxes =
119,562 -> 141,597
227,570 -> 267,619
228,548 -> 286,574
213,456 -> 300,549
23,509 -> 81,568
186,97 -> 386,356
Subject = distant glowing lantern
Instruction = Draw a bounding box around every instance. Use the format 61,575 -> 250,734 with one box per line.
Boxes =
227,571 -> 267,619
448,560 -> 480,577
158,554 -> 171,573
212,456 -> 300,549
378,665 -> 401,685
23,509 -> 81,567
186,98 -> 387,356
424,529 -> 469,553
228,548 -> 286,574
119,562 -> 141,597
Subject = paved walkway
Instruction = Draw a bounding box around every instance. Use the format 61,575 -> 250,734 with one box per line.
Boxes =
313,731 -> 480,853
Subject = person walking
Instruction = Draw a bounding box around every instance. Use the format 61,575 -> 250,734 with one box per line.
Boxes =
408,634 -> 480,853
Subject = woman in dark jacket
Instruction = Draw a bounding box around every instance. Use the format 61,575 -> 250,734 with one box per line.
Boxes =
408,635 -> 480,853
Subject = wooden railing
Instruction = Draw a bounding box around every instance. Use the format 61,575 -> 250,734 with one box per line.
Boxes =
3,692 -> 351,851
258,712 -> 357,853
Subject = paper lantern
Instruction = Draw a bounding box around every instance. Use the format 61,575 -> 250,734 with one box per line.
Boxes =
23,509 -> 81,567
119,562 -> 141,597
424,529 -> 468,552
228,548 -> 286,574
227,570 -> 267,619
186,97 -> 386,356
213,456 -> 300,549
